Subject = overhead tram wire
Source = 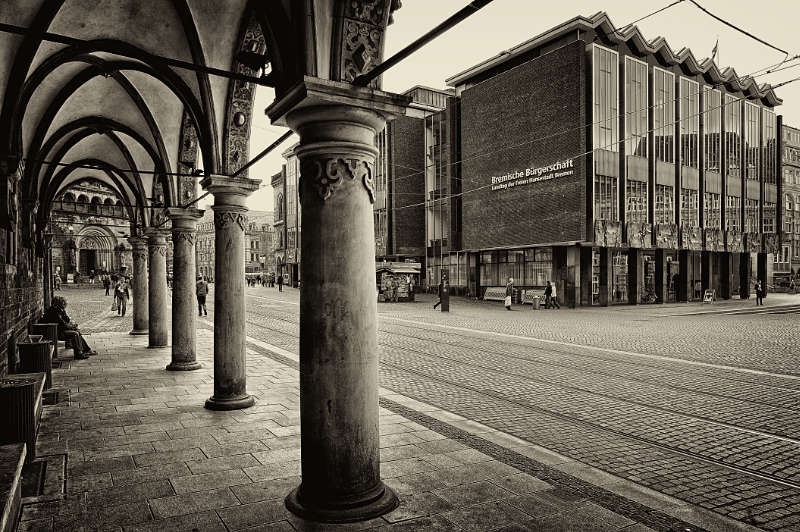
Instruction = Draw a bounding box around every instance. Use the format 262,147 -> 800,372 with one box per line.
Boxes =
386,74 -> 800,214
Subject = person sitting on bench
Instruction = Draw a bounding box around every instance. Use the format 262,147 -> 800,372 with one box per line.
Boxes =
39,296 -> 96,360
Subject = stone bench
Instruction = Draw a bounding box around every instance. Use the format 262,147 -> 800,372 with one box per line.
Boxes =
0,373 -> 46,464
0,443 -> 25,532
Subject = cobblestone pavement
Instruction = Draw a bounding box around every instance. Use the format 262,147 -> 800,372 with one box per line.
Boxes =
43,287 -> 800,531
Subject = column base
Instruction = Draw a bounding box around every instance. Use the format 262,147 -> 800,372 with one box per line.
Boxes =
129,329 -> 148,336
204,394 -> 255,411
166,361 -> 202,371
147,343 -> 168,349
285,483 -> 398,524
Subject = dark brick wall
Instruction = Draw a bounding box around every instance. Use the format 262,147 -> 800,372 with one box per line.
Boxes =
390,115 -> 425,257
0,229 -> 44,378
461,40 -> 587,250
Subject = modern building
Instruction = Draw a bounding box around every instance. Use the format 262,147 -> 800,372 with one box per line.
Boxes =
438,12 -> 783,307
196,209 -> 273,280
778,124 -> 800,281
272,145 -> 301,287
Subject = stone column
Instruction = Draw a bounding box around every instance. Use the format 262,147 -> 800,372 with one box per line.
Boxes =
167,208 -> 203,371
201,176 -> 259,410
146,230 -> 169,347
128,237 -> 149,335
42,237 -> 53,308
279,104 -> 399,522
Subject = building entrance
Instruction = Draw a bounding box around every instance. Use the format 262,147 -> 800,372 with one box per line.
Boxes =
79,249 -> 97,275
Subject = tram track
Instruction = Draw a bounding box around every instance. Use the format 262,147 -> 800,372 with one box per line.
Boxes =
242,314 -> 800,483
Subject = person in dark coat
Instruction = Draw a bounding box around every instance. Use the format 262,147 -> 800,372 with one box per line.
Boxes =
103,275 -> 110,296
505,277 -> 514,310
40,296 -> 95,359
544,281 -> 553,309
755,280 -> 764,306
277,274 -> 284,292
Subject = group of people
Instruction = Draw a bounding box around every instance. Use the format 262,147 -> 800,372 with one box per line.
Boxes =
504,278 -> 560,310
244,273 -> 284,290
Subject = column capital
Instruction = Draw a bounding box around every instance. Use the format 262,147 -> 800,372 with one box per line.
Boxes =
200,176 -> 260,210
127,236 -> 148,249
167,207 -> 203,232
145,229 -> 169,247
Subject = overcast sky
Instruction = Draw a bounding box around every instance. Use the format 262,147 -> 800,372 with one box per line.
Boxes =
238,0 -> 800,212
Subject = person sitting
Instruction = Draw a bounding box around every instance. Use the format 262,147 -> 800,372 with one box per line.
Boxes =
39,296 -> 96,360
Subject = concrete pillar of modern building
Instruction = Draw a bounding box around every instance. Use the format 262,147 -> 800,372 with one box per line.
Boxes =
598,247 -> 612,306
655,249 -> 667,303
627,248 -> 642,305
677,250 -> 690,302
146,230 -> 169,347
739,252 -> 752,299
757,252 -> 768,297
201,176 -> 259,410
128,237 -> 149,334
579,247 -> 593,306
719,252 -> 731,299
701,251 -> 714,295
167,208 -> 203,371
269,102 -> 403,523
564,246 -> 581,308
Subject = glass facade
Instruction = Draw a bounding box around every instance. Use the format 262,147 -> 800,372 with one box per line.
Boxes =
704,192 -> 721,229
744,102 -> 760,180
763,109 -> 777,185
480,248 -> 552,288
703,87 -> 722,171
680,78 -> 699,169
655,184 -> 674,224
653,67 -> 675,164
625,57 -> 648,158
680,188 -> 699,227
626,180 -> 647,224
744,198 -> 759,233
763,202 -> 776,233
725,95 -> 741,178
726,195 -> 741,231
593,45 -> 619,221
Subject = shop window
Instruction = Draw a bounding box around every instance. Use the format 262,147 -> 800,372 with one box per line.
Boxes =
680,78 -> 699,169
703,87 -> 722,172
680,188 -> 699,228
744,199 -> 759,233
595,174 -> 617,221
653,68 -> 675,164
612,251 -> 628,304
763,202 -> 776,233
726,196 -> 741,231
704,192 -> 721,229
654,184 -> 674,224
626,180 -> 647,224
725,95 -> 741,178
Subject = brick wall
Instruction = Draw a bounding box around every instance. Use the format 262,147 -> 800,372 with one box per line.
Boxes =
0,228 -> 44,377
461,40 -> 587,250
390,115 -> 425,257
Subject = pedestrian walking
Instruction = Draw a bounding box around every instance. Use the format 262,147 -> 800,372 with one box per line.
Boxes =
790,277 -> 796,294
111,279 -> 120,312
390,277 -> 399,303
277,274 -> 283,292
550,281 -> 560,309
755,280 -> 764,306
433,278 -> 444,309
505,277 -> 514,310
54,272 -> 61,291
544,281 -> 553,309
103,275 -> 110,296
117,280 -> 130,316
196,276 -> 208,316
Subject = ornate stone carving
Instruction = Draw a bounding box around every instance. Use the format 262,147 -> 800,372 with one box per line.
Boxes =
625,222 -> 652,249
132,250 -> 148,262
173,231 -> 195,246
214,211 -> 247,231
745,233 -> 762,253
148,244 -> 167,258
301,157 -> 375,202
345,0 -> 390,25
704,228 -> 724,252
593,220 -> 622,247
654,223 -> 679,249
680,226 -> 703,251
339,1 -> 391,85
763,233 -> 780,254
726,230 -> 743,252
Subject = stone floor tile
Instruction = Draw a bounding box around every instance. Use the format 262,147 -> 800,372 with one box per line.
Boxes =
381,457 -> 439,479
149,487 -> 240,519
124,510 -> 228,532
132,447 -> 206,467
526,502 -> 636,532
383,492 -> 454,523
384,472 -> 449,496
217,499 -> 289,530
151,436 -> 218,453
81,441 -> 156,461
443,448 -> 493,465
413,439 -> 468,455
16,517 -> 53,532
66,472 -> 113,494
186,453 -> 260,474
86,479 -> 174,507
380,433 -> 426,448
111,461 -> 191,486
263,435 -> 300,450
423,465 -> 493,487
230,476 -> 300,504
372,515 -> 461,531
170,468 -> 252,494
440,500 -> 535,532
216,428 -> 280,443
243,460 -> 301,482
201,440 -> 270,458
420,453 -> 463,470
380,445 -> 426,462
67,455 -> 136,477
52,501 -> 152,530
503,494 -> 576,519
238,522 -> 295,532
492,473 -> 552,496
252,447 -> 302,465
433,480 -> 516,507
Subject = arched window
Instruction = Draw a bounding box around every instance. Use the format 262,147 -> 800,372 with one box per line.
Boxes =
89,196 -> 101,213
77,194 -> 89,212
276,194 -> 284,220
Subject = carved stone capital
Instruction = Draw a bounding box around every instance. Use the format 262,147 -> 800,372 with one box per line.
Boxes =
300,156 -> 375,203
172,231 -> 196,246
214,209 -> 248,231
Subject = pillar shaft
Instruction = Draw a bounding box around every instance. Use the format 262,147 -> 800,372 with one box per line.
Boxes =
147,231 -> 169,347
655,249 -> 667,303
201,176 -> 259,410
598,248 -> 612,306
129,237 -> 149,335
167,208 -> 203,371
42,243 -> 52,308
283,105 -> 398,522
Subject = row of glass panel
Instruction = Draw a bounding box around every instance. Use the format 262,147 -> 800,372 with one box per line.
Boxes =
592,44 -> 777,230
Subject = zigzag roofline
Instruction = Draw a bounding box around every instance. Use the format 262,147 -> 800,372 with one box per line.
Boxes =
446,11 -> 781,106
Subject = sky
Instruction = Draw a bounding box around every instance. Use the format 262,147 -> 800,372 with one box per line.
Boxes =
236,0 -> 800,212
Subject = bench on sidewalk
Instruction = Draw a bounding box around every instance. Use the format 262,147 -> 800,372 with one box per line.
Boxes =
0,443 -> 25,532
482,287 -> 507,301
